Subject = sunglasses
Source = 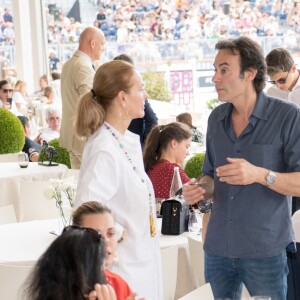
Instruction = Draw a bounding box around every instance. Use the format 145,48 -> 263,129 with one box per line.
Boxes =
268,69 -> 290,85
1,89 -> 13,93
62,225 -> 102,242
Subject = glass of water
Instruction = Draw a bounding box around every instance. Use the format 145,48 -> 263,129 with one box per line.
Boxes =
188,208 -> 202,235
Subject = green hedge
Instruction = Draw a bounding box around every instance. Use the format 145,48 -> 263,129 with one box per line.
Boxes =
0,108 -> 25,154
184,152 -> 205,179
39,138 -> 71,168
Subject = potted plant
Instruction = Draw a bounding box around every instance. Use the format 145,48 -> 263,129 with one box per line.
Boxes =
0,108 -> 24,154
184,152 -> 205,179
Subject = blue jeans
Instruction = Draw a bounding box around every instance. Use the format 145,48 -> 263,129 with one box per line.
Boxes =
205,251 -> 288,300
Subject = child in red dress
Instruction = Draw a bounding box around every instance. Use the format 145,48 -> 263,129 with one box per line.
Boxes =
143,122 -> 192,199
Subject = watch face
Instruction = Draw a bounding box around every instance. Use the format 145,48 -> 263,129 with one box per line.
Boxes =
267,171 -> 276,185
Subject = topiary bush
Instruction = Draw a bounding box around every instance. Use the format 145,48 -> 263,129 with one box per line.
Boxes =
184,152 -> 206,179
206,98 -> 220,110
142,70 -> 172,102
0,108 -> 25,154
39,138 -> 71,168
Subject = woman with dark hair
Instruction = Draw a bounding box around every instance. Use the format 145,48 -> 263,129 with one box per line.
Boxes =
73,201 -> 141,300
23,225 -> 109,300
143,122 -> 192,199
74,60 -> 162,299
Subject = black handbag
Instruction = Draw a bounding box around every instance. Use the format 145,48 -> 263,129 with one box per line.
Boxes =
160,197 -> 189,235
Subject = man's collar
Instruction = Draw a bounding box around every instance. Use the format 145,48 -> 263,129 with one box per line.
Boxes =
217,92 -> 268,122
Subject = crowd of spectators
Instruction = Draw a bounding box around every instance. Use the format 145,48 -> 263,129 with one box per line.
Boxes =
0,7 -> 14,45
2,0 -> 300,47
45,0 -> 300,45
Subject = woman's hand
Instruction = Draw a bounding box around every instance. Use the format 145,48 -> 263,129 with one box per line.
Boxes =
88,284 -> 117,300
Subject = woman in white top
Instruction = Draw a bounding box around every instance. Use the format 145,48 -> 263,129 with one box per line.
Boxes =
12,80 -> 27,109
74,60 -> 163,300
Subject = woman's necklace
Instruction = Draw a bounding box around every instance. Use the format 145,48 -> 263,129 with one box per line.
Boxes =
104,123 -> 156,237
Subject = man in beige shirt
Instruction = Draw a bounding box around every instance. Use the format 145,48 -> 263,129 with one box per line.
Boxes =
60,27 -> 105,169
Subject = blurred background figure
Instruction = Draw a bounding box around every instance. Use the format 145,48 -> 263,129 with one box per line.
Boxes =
266,47 -> 300,106
42,86 -> 55,104
49,49 -> 60,71
12,80 -> 27,110
39,104 -> 61,143
0,79 -> 19,115
143,122 -> 191,199
34,75 -> 48,97
113,53 -> 158,148
176,112 -> 204,145
17,116 -> 41,162
49,71 -> 61,104
23,225 -> 108,300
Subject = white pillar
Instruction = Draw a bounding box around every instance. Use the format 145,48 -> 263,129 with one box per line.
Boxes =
12,0 -> 49,93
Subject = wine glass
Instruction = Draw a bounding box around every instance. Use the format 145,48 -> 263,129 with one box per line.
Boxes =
18,152 -> 29,168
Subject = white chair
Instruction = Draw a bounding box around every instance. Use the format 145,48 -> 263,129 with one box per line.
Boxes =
292,209 -> 300,242
0,204 -> 17,224
178,283 -> 214,300
187,236 -> 205,288
0,153 -> 21,162
19,180 -> 58,222
0,264 -> 34,300
161,245 -> 178,300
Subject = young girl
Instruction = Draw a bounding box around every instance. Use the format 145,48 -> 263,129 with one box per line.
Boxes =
73,201 -> 142,300
143,122 -> 192,199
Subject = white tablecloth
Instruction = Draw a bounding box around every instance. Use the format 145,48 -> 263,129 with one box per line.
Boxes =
0,219 -> 57,265
158,218 -> 200,298
0,218 -> 200,298
0,162 -> 68,220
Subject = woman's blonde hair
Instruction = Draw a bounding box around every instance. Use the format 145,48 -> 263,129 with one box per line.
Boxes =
75,60 -> 135,138
14,80 -> 26,93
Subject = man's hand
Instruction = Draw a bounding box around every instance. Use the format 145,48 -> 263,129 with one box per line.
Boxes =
182,178 -> 206,206
216,157 -> 262,185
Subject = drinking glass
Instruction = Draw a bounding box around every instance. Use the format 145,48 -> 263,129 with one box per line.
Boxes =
188,208 -> 202,235
18,152 -> 29,168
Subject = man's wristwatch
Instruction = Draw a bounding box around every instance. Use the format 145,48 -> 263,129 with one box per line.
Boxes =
266,170 -> 276,186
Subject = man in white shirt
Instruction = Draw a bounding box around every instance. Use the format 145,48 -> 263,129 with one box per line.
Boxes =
265,48 -> 300,106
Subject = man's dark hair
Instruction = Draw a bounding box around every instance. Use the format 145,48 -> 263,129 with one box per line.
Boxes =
265,48 -> 294,76
51,71 -> 61,81
0,80 -> 8,89
215,36 -> 266,93
113,53 -> 134,65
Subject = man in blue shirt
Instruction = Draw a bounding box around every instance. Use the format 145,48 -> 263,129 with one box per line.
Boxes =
183,36 -> 300,300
